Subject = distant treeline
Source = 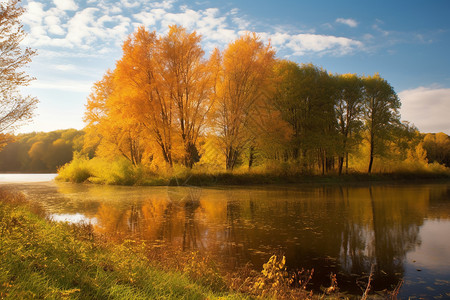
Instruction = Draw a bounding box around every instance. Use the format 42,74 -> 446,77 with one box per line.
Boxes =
423,132 -> 450,168
0,129 -> 84,173
0,129 -> 448,176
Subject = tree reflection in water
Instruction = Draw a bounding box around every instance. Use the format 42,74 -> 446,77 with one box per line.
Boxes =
69,183 -> 449,295
182,189 -> 202,251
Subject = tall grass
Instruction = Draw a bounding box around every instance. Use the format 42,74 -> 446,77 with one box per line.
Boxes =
57,153 -> 164,185
57,154 -> 450,187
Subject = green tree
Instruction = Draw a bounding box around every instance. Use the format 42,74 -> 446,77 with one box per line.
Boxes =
334,74 -> 364,175
271,60 -> 304,161
272,62 -> 337,173
362,74 -> 401,173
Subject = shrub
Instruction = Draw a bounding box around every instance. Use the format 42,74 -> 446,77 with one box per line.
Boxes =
56,152 -> 92,183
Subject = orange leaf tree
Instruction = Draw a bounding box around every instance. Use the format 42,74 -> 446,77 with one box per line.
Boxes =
213,33 -> 275,170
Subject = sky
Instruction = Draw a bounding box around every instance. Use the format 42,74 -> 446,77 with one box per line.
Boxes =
15,0 -> 450,134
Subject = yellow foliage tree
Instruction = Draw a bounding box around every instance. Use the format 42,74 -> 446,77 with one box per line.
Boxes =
160,25 -> 216,167
213,33 -> 275,170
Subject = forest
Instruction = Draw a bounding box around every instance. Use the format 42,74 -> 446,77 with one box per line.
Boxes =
1,25 -> 450,179
0,129 -> 84,173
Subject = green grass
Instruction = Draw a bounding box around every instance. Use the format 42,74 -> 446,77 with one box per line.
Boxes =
0,189 -> 246,299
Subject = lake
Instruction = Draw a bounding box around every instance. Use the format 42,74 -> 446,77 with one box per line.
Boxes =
1,174 -> 449,298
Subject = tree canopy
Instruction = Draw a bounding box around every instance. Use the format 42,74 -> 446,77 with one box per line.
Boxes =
76,25 -> 441,175
0,0 -> 38,144
0,129 -> 84,172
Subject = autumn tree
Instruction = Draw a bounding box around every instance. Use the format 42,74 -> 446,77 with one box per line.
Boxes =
423,132 -> 450,167
84,29 -> 166,166
160,25 -> 215,168
116,27 -> 176,166
214,33 -> 275,170
84,26 -> 218,168
362,74 -> 401,173
0,129 -> 84,172
0,0 -> 37,140
334,74 -> 364,175
84,69 -> 150,166
250,103 -> 292,168
83,71 -> 112,157
80,26 -> 420,176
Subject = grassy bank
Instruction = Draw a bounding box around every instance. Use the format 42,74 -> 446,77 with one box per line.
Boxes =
0,189 -> 244,299
1,188 -> 406,299
56,155 -> 450,186
2,188 -> 340,299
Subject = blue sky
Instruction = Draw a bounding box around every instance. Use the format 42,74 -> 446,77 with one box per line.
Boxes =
18,0 -> 450,134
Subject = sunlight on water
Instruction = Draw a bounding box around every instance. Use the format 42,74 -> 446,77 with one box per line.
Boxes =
50,213 -> 98,224
0,173 -> 57,183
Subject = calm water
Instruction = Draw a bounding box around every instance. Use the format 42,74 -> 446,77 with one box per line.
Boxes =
1,174 -> 449,298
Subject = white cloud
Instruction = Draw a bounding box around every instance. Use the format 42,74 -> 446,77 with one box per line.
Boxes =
120,0 -> 140,8
399,86 -> 450,134
372,23 -> 389,37
53,64 -> 77,71
44,14 -> 65,35
161,9 -> 202,31
29,79 -> 93,92
150,0 -> 174,9
53,0 -> 78,11
65,8 -> 100,47
271,33 -> 363,56
133,11 -> 158,27
22,1 -> 45,25
336,18 -> 358,28
22,0 -> 365,58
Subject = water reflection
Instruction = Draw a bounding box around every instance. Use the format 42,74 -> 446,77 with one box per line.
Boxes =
6,180 -> 450,297
50,212 -> 97,224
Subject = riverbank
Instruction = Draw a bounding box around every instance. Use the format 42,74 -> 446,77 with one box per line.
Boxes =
165,171 -> 450,186
56,163 -> 450,187
0,189 -> 240,299
2,188 -> 348,299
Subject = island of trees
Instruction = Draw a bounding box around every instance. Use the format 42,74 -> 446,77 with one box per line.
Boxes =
0,16 -> 449,183
51,25 -> 449,184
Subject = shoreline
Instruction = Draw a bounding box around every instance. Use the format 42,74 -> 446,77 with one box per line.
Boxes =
2,171 -> 450,187
57,171 -> 450,187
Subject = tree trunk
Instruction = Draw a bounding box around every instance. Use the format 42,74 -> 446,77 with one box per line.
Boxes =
161,144 -> 173,167
338,156 -> 344,175
226,146 -> 239,170
368,138 -> 374,174
183,142 -> 199,169
321,149 -> 326,175
338,138 -> 347,175
345,152 -> 349,174
248,146 -> 255,169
